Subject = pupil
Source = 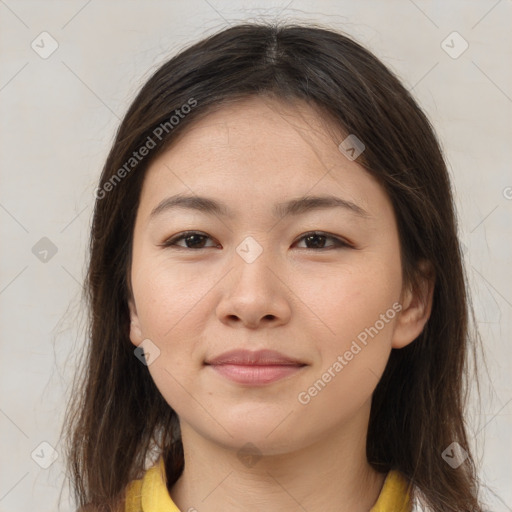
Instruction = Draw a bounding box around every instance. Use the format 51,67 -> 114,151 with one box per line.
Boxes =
307,234 -> 325,248
186,234 -> 205,248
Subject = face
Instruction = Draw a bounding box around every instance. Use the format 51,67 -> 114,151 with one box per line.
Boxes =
128,96 -> 428,455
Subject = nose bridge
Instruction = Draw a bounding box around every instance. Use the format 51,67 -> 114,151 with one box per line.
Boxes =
232,233 -> 278,290
216,233 -> 290,327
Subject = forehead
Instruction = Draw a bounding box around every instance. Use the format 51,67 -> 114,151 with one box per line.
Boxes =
164,95 -> 344,162
136,96 -> 389,221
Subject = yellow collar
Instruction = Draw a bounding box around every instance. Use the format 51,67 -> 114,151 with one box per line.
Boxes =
125,457 -> 412,511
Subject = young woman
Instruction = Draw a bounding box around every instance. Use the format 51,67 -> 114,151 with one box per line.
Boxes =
63,22 -> 484,512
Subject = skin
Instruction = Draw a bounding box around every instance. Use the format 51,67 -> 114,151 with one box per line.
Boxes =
128,96 -> 434,512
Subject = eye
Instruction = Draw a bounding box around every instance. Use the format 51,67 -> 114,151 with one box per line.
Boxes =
294,231 -> 351,250
160,231 -> 219,250
160,231 -> 351,250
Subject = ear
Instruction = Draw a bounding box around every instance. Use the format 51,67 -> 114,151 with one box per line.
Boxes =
391,260 -> 435,349
128,297 -> 144,347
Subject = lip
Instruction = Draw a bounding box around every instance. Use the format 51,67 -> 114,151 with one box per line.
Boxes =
205,349 -> 307,386
208,364 -> 305,385
205,349 -> 305,366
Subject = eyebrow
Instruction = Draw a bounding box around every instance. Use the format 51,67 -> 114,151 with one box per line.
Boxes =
149,193 -> 370,220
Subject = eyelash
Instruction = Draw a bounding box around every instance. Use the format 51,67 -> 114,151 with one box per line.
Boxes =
160,231 -> 353,251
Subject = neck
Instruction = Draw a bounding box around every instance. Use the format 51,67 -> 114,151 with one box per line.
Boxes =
169,404 -> 386,512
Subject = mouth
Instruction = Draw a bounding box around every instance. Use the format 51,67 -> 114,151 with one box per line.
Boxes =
205,362 -> 306,385
205,348 -> 305,366
204,349 -> 307,386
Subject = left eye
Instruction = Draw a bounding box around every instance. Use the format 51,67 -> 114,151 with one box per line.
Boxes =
294,232 -> 350,250
160,231 -> 350,250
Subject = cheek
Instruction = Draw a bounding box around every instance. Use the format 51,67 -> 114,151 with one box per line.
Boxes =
133,264 -> 212,412
133,260 -> 213,340
293,267 -> 401,426
131,261 -> 215,403
295,256 -> 402,343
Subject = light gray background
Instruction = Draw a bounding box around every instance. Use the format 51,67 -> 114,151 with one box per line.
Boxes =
1,1 -> 511,511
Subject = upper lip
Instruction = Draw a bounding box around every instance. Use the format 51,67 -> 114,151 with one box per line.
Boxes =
205,349 -> 306,366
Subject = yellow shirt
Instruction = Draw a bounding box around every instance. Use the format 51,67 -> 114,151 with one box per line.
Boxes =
125,457 -> 412,512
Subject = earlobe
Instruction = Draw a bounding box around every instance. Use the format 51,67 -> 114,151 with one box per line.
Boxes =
391,261 -> 435,349
128,298 -> 143,347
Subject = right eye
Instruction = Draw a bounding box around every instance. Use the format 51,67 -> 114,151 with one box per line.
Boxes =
160,231 -> 220,250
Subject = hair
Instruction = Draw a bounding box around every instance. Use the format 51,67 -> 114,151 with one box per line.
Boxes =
62,21 -> 484,511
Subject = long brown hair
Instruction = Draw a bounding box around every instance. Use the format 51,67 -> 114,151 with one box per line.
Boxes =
62,21 -> 484,511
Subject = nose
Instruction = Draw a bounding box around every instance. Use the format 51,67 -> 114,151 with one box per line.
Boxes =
215,250 -> 292,329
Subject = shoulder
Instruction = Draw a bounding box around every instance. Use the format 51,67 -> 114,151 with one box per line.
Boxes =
77,458 -> 162,512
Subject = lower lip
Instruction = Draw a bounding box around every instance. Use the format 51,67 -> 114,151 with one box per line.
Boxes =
207,364 -> 305,385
